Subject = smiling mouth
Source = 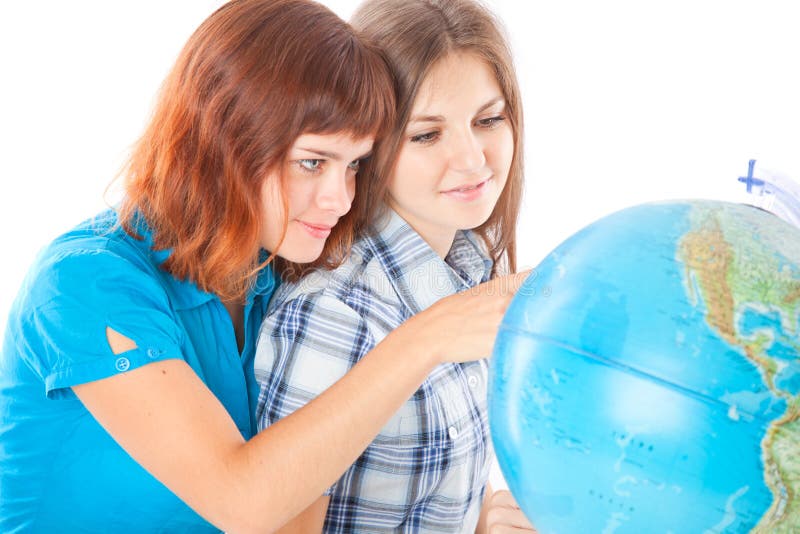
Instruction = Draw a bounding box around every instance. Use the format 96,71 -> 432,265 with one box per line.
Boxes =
299,221 -> 333,231
297,220 -> 334,239
444,177 -> 492,193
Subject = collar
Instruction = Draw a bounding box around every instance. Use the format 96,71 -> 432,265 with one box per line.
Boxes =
363,209 -> 493,315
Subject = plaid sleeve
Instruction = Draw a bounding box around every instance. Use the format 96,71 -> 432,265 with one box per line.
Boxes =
253,292 -> 377,493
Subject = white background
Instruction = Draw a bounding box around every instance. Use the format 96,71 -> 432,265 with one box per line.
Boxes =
2,0 -> 799,489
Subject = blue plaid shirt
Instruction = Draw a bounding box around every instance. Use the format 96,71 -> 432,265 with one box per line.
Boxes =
255,210 -> 494,533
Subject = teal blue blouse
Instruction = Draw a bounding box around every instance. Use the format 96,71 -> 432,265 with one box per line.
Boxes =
0,209 -> 277,532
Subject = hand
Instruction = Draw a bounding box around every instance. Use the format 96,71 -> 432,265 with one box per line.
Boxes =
482,489 -> 537,533
393,270 -> 531,364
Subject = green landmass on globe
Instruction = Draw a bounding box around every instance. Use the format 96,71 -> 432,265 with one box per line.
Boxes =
679,205 -> 800,532
491,200 -> 800,533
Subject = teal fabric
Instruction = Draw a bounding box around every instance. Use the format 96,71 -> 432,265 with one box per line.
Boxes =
0,209 -> 277,532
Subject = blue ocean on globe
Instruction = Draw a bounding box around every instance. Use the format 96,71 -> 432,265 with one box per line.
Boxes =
490,201 -> 800,533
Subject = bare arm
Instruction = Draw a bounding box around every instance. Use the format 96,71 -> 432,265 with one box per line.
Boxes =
75,330 -> 432,533
275,496 -> 329,534
73,272 -> 528,533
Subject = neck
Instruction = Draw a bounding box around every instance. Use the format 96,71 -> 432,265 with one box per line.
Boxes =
222,299 -> 245,352
385,205 -> 457,259
409,223 -> 457,259
428,233 -> 457,259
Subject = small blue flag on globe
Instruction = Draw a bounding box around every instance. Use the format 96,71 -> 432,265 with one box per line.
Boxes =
490,177 -> 800,532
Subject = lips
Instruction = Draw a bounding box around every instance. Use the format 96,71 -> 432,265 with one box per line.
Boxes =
443,177 -> 492,194
441,177 -> 493,201
297,220 -> 335,239
299,221 -> 334,231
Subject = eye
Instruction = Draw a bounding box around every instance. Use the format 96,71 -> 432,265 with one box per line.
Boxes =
347,159 -> 361,172
298,159 -> 324,173
475,115 -> 506,129
410,131 -> 440,144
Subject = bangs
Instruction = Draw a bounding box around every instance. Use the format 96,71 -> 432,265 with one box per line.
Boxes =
295,36 -> 396,140
120,0 -> 398,299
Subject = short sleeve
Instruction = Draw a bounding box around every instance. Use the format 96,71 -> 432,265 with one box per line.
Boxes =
254,293 -> 377,495
16,249 -> 184,399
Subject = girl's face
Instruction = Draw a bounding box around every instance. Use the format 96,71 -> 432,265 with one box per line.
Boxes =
260,132 -> 374,263
388,52 -> 513,257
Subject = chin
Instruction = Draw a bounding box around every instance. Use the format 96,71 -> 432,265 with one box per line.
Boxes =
284,251 -> 323,265
272,244 -> 324,265
457,208 -> 496,231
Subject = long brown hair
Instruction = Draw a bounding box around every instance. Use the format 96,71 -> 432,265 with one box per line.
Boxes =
351,0 -> 524,275
119,0 -> 395,300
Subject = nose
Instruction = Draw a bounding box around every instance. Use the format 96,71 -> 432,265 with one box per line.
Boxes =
449,128 -> 486,173
316,167 -> 354,216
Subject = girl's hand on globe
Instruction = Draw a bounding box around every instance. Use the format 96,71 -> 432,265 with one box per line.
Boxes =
481,489 -> 538,533
390,270 -> 531,365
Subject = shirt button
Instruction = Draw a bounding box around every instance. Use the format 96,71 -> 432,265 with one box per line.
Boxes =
448,426 -> 459,440
350,251 -> 362,264
115,357 -> 131,372
467,375 -> 479,388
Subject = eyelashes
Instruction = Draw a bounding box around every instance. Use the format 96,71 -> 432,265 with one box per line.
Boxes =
410,131 -> 439,144
409,115 -> 507,146
476,115 -> 506,128
298,159 -> 323,172
296,158 -> 363,175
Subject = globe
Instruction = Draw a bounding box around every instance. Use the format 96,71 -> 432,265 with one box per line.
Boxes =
490,201 -> 800,533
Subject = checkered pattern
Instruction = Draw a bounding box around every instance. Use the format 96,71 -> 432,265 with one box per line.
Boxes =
255,210 -> 494,533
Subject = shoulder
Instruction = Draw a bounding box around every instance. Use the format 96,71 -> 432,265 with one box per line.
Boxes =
267,238 -> 405,335
21,212 -> 164,310
4,211 -> 185,396
41,210 -> 153,269
254,260 -> 381,407
7,210 -> 177,346
265,244 -> 371,332
269,238 -> 378,310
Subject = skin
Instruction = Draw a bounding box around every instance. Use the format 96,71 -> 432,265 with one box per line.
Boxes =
476,487 -> 538,534
72,129 -> 529,533
229,132 -> 371,348
260,132 -> 373,264
283,53 -> 535,533
390,51 -> 514,258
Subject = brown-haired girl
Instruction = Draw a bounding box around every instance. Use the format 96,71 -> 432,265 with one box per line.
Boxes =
256,0 -> 535,532
0,1 -> 525,532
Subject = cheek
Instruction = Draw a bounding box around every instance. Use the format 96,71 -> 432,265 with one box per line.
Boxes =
386,173 -> 417,213
283,180 -> 314,217
490,127 -> 515,178
260,179 -> 284,217
391,147 -> 442,198
257,179 -> 286,251
386,173 -> 402,206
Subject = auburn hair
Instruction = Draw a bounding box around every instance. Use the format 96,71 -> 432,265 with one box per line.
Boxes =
119,0 -> 395,300
351,0 -> 524,275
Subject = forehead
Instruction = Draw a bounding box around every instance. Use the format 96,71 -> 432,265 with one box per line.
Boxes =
412,52 -> 503,114
290,131 -> 375,154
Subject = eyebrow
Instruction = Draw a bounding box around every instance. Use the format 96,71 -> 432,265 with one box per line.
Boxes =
408,96 -> 506,124
296,148 -> 373,161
